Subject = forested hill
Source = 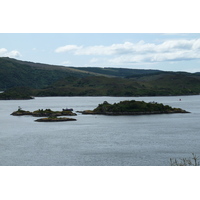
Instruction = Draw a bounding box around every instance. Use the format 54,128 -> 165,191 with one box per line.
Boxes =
0,57 -> 111,90
1,57 -> 200,97
0,57 -> 161,90
33,73 -> 200,96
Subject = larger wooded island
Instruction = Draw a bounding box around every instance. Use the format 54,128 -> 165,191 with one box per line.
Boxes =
81,100 -> 189,115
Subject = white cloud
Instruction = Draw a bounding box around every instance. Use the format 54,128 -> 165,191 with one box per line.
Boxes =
0,48 -> 21,58
55,45 -> 82,53
55,38 -> 200,65
109,50 -> 200,64
6,50 -> 21,58
0,48 -> 8,55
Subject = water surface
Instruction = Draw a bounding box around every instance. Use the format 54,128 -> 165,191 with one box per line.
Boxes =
0,96 -> 199,166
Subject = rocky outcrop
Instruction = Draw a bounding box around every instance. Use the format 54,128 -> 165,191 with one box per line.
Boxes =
35,117 -> 77,122
11,109 -> 77,117
11,110 -> 32,116
11,108 -> 77,122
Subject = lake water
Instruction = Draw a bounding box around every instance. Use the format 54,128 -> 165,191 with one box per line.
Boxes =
0,95 -> 200,166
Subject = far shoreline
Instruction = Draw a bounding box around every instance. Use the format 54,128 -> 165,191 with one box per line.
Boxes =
1,94 -> 200,101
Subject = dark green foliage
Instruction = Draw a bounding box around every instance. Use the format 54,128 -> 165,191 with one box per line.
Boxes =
11,108 -> 32,115
72,67 -> 161,77
93,100 -> 181,113
33,76 -> 142,97
2,57 -> 200,97
32,108 -> 77,116
11,108 -> 76,117
0,87 -> 33,100
0,57 -> 91,90
33,109 -> 54,115
35,117 -> 76,122
33,72 -> 200,97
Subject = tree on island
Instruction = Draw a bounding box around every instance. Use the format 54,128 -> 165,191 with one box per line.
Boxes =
82,100 -> 189,115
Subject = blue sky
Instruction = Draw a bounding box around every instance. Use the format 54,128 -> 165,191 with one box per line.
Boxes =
1,1 -> 200,73
1,33 -> 200,72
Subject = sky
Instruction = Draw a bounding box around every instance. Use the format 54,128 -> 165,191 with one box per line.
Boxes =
1,33 -> 200,72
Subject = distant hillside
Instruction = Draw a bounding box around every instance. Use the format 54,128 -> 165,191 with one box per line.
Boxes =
33,76 -> 144,96
33,73 -> 200,97
134,72 -> 200,96
0,57 -> 165,90
0,57 -> 107,90
0,87 -> 33,100
1,57 -> 200,97
71,67 -> 162,78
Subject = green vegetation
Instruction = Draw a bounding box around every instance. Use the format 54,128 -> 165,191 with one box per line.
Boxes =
11,107 -> 77,122
33,72 -> 200,97
2,57 -> 200,97
72,67 -> 161,77
11,108 -> 77,117
32,109 -> 76,117
170,153 -> 199,166
0,57 -> 93,90
0,87 -> 33,100
10,107 -> 32,115
35,116 -> 76,122
82,100 -> 189,115
33,76 -> 144,96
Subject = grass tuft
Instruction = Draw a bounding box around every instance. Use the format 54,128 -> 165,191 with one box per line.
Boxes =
170,153 -> 199,166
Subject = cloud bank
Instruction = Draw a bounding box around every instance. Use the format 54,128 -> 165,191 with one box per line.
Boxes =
0,48 -> 21,58
55,39 -> 200,65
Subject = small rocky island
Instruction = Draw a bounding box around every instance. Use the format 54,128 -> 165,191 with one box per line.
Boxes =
11,108 -> 77,122
81,100 -> 189,115
11,108 -> 77,117
35,116 -> 76,122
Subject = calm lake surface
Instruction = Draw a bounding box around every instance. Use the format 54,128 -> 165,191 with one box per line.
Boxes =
0,96 -> 200,166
